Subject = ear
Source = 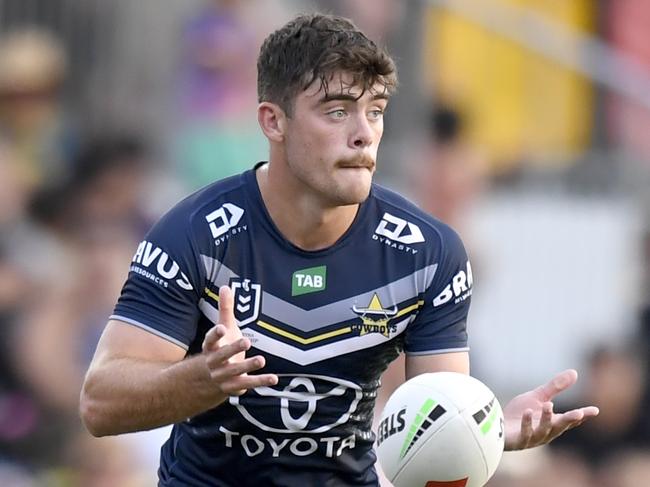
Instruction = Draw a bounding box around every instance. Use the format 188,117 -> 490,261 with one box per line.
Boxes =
258,102 -> 287,143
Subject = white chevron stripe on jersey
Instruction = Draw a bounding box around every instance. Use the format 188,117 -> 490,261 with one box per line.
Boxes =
199,297 -> 413,365
200,255 -> 437,333
251,316 -> 410,365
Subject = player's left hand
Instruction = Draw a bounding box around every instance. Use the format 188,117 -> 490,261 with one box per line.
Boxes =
503,369 -> 599,450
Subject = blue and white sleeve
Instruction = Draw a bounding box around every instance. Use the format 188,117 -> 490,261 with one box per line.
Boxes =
111,206 -> 205,350
404,226 -> 472,355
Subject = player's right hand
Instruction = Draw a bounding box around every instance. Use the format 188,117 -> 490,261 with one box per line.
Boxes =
201,285 -> 278,397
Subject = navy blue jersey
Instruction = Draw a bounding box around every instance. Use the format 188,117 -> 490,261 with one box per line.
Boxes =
112,164 -> 472,487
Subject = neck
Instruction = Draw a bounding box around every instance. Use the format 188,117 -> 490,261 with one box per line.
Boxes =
256,162 -> 360,251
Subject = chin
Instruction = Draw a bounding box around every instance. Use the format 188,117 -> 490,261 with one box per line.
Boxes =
332,184 -> 371,206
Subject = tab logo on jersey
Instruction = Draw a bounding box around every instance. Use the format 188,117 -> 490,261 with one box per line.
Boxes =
205,203 -> 246,246
230,278 -> 262,327
130,240 -> 193,290
433,260 -> 473,307
229,374 -> 362,433
374,212 -> 425,245
292,266 -> 327,296
351,293 -> 398,338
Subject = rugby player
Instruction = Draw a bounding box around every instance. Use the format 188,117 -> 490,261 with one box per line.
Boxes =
80,13 -> 599,486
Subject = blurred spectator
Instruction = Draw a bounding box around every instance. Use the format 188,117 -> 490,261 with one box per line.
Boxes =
172,0 -> 269,189
549,344 -> 649,466
636,306 -> 650,439
12,227 -> 137,414
0,27 -> 78,190
177,0 -> 258,120
3,181 -> 78,295
2,135 -> 151,293
319,0 -> 404,43
415,105 -> 487,232
8,135 -> 151,416
0,252 -> 74,472
68,135 -> 153,237
489,448 -> 593,487
0,139 -> 31,229
53,433 -> 150,487
0,134 -> 152,479
0,143 -> 76,472
0,461 -> 35,487
596,449 -> 650,487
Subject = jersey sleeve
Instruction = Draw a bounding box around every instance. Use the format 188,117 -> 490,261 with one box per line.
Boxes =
111,206 -> 205,350
404,226 -> 472,355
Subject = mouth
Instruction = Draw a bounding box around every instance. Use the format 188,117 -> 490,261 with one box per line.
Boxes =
337,156 -> 376,171
339,164 -> 374,170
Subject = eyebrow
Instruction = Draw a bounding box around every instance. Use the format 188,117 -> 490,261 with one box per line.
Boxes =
318,92 -> 390,104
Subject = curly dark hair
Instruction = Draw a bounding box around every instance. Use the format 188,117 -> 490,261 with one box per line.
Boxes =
257,13 -> 398,115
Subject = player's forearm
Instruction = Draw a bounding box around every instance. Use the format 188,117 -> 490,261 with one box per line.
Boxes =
80,354 -> 227,436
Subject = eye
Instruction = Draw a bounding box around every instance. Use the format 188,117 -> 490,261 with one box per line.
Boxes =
328,109 -> 347,119
368,108 -> 384,120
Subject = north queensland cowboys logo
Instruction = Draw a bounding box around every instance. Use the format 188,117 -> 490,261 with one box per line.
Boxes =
230,278 -> 262,327
374,212 -> 425,244
351,293 -> 398,338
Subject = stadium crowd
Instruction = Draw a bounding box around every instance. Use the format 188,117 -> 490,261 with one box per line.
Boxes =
0,1 -> 649,486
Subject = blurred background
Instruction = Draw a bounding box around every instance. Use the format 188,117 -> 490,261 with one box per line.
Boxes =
0,0 -> 649,485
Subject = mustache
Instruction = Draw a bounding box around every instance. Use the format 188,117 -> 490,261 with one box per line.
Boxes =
336,154 -> 376,169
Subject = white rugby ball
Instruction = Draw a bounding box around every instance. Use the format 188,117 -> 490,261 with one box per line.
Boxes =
376,372 -> 505,487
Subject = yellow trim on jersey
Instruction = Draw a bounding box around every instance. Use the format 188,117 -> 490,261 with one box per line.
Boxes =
255,300 -> 424,345
257,320 -> 352,345
395,300 -> 424,318
202,288 -> 424,345
204,287 -> 220,302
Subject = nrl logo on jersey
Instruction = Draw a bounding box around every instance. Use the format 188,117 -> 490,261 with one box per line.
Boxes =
229,278 -> 262,327
351,293 -> 398,338
205,203 -> 247,247
372,212 -> 424,255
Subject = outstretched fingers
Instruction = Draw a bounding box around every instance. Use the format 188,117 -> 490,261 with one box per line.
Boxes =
220,372 -> 279,396
551,406 -> 599,436
205,338 -> 251,367
202,288 -> 279,397
536,369 -> 578,401
202,324 -> 226,352
518,409 -> 534,449
209,355 -> 265,380
579,406 -> 600,418
205,347 -> 278,396
525,405 -> 600,448
505,371 -> 599,450
535,402 -> 554,442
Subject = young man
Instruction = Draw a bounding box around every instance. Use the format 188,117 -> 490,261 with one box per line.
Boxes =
80,14 -> 598,486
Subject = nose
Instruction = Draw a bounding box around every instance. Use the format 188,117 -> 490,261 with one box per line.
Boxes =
349,114 -> 374,149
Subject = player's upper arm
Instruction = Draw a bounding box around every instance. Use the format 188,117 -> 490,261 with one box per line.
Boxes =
404,223 -> 471,356
89,319 -> 187,369
405,351 -> 469,380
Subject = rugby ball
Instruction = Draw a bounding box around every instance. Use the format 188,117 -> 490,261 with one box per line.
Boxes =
376,372 -> 505,487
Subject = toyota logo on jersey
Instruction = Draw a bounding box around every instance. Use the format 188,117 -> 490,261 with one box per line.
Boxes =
229,374 -> 362,434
